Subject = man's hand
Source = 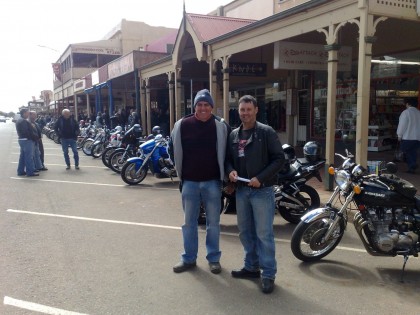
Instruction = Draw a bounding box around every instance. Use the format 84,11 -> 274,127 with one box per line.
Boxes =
229,170 -> 238,182
248,177 -> 261,188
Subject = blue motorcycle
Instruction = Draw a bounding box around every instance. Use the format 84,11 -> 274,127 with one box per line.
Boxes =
120,134 -> 177,185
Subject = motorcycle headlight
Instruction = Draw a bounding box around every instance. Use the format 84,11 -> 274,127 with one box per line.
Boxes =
335,170 -> 351,190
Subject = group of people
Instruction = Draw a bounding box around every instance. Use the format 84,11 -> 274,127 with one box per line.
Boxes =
171,89 -> 285,294
16,108 -> 81,175
15,108 -> 48,176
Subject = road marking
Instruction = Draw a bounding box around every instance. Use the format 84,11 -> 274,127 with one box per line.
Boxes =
10,162 -> 107,169
7,209 -> 181,230
12,153 -> 92,157
6,209 -> 366,253
3,296 -> 89,315
9,177 -> 180,190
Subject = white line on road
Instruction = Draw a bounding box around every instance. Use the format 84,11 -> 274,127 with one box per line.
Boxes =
6,209 -> 366,253
7,209 -> 181,230
10,162 -> 107,169
9,177 -> 179,190
12,152 -> 93,157
3,296 -> 89,315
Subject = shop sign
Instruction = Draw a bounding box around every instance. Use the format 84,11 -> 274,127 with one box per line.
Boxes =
108,54 -> 134,79
230,62 -> 267,76
91,70 -> 99,86
274,41 -> 352,71
71,46 -> 121,55
73,79 -> 86,92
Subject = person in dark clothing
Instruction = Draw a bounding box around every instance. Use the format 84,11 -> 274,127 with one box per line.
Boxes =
54,109 -> 80,170
171,89 -> 230,275
15,108 -> 39,176
29,111 -> 47,171
225,95 -> 285,294
128,109 -> 140,127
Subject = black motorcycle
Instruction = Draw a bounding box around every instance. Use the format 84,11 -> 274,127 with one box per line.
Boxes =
290,147 -> 420,281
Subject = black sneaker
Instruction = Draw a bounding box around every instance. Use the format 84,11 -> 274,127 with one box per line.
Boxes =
75,165 -> 80,170
173,261 -> 196,273
66,165 -> 71,170
261,278 -> 275,294
209,262 -> 222,274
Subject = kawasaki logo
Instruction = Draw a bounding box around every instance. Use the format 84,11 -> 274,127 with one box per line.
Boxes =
365,192 -> 385,198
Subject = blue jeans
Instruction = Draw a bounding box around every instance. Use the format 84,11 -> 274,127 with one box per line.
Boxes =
17,139 -> 35,175
235,186 -> 277,279
400,140 -> 419,171
181,180 -> 222,264
60,138 -> 79,166
33,142 -> 43,169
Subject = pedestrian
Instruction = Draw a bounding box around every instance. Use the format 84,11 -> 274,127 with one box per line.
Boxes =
171,89 -> 230,274
396,99 -> 420,173
54,109 -> 80,170
225,95 -> 285,294
29,111 -> 48,171
15,108 -> 39,177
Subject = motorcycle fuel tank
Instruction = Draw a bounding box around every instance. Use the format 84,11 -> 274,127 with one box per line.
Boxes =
354,181 -> 415,207
140,138 -> 156,153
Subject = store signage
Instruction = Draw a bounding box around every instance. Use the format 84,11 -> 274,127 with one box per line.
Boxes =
274,41 -> 352,71
230,62 -> 267,76
71,46 -> 121,55
52,63 -> 61,81
108,54 -> 134,79
73,79 -> 86,92
91,70 -> 99,86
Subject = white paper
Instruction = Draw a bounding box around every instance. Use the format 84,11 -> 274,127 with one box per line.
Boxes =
235,176 -> 251,183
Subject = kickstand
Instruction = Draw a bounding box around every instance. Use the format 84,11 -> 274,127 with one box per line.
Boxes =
400,255 -> 409,283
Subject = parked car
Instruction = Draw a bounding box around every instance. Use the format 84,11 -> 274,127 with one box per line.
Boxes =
0,116 -> 6,123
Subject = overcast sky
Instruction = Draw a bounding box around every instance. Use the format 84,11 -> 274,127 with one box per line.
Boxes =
0,0 -> 231,113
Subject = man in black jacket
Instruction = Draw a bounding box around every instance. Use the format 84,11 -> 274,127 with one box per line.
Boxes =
225,95 -> 285,294
55,109 -> 80,170
15,108 -> 39,176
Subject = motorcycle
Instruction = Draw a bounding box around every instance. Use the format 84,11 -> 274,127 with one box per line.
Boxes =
105,124 -> 144,172
290,147 -> 420,281
120,134 -> 177,185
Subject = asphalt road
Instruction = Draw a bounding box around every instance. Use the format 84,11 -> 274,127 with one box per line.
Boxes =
1,120 -> 420,315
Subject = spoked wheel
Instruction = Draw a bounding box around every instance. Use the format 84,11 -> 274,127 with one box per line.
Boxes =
76,137 -> 85,149
121,162 -> 147,185
290,216 -> 345,262
277,184 -> 320,224
109,151 -> 130,173
92,143 -> 106,158
102,147 -> 116,168
82,139 -> 94,156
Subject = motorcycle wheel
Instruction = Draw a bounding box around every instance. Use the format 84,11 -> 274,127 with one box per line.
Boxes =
290,216 -> 345,262
76,137 -> 85,149
102,147 -> 116,168
109,151 -> 130,173
121,162 -> 147,185
198,197 -> 226,225
92,143 -> 105,158
53,132 -> 61,144
277,184 -> 320,224
82,139 -> 94,156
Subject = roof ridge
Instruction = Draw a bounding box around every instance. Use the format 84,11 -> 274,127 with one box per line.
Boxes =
186,12 -> 256,23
